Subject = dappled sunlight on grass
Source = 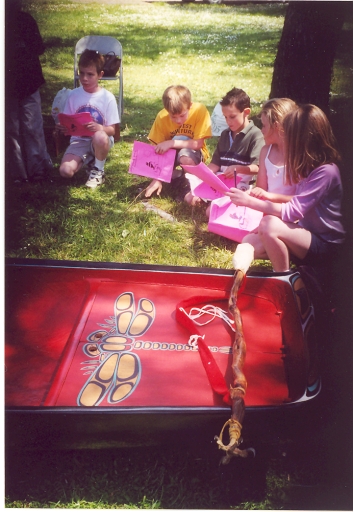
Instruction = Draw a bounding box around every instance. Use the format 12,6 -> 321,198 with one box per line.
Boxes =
8,0 -> 353,271
8,0 -> 352,270
6,4 -> 353,510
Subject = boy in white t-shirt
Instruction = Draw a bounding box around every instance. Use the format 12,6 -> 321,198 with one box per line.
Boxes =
57,49 -> 120,188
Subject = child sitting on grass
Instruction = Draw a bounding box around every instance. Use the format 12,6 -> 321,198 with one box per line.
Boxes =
185,87 -> 264,205
145,85 -> 212,203
250,98 -> 297,202
57,49 -> 120,189
228,104 -> 345,273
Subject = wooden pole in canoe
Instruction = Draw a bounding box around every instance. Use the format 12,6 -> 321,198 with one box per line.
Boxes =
215,244 -> 255,464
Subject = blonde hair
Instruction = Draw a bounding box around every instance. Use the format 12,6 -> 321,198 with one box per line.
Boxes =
162,85 -> 192,115
260,98 -> 297,128
283,104 -> 341,184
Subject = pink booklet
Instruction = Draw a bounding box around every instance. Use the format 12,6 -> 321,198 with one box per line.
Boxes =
185,173 -> 230,201
58,112 -> 93,137
128,141 -> 176,182
208,196 -> 263,242
182,162 -> 230,193
182,162 -> 242,200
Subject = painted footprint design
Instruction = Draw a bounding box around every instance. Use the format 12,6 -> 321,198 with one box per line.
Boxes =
77,292 -> 155,407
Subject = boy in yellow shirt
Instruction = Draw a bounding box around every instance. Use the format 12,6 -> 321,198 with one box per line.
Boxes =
145,85 -> 212,203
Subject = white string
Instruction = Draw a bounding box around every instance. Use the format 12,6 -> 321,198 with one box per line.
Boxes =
187,305 -> 235,332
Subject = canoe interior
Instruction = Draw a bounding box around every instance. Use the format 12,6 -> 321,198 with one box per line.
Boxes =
5,260 -> 319,413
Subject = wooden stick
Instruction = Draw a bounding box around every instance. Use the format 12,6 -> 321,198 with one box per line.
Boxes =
215,268 -> 254,464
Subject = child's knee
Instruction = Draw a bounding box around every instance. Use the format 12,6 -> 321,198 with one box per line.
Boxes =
179,155 -> 197,166
258,215 -> 280,238
59,161 -> 76,178
93,131 -> 110,148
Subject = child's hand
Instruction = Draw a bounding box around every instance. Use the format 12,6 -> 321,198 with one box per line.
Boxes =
250,187 -> 269,199
223,165 -> 237,178
225,187 -> 249,207
84,121 -> 103,133
145,179 -> 162,197
55,123 -> 68,135
155,141 -> 173,154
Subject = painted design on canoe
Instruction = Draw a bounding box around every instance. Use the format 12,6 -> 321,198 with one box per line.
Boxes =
77,294 -> 236,407
75,273 -> 319,408
77,292 -> 155,406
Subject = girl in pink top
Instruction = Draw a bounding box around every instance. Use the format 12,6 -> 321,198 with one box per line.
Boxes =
227,104 -> 345,272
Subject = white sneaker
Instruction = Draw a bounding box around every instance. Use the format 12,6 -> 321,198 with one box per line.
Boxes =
85,167 -> 105,188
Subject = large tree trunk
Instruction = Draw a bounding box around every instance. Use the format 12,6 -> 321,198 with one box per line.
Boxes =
270,1 -> 348,112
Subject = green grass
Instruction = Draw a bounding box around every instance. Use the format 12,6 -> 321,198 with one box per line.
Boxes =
5,439 -> 353,509
6,0 -> 290,268
5,0 -> 353,509
6,0 -> 353,269
6,1 -> 353,268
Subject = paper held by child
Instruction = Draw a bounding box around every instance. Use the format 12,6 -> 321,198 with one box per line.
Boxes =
182,162 -> 230,194
208,196 -> 263,243
183,162 -> 245,201
128,141 -> 176,182
58,112 -> 94,137
185,172 -> 236,201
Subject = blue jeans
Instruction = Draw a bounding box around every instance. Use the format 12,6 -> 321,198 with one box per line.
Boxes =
7,89 -> 52,180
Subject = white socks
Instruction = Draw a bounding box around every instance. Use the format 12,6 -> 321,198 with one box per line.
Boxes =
232,243 -> 254,273
95,158 -> 105,171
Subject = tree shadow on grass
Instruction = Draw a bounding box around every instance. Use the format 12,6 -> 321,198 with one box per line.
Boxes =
5,442 -> 270,509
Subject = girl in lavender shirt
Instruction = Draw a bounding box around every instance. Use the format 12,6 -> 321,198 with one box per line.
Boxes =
226,104 -> 345,272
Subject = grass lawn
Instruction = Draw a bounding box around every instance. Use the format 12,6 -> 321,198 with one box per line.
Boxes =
5,0 -> 353,509
5,0 -> 291,268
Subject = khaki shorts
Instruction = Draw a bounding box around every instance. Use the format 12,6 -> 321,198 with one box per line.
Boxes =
64,136 -> 114,165
173,148 -> 202,179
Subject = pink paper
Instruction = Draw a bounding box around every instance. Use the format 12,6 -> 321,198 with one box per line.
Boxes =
208,196 -> 263,242
184,163 -> 241,201
128,141 -> 176,183
182,162 -> 230,193
58,112 -> 94,137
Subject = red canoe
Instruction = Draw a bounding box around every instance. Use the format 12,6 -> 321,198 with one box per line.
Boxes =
5,258 -> 321,450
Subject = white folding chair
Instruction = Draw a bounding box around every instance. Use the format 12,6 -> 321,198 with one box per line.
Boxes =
74,36 -> 123,118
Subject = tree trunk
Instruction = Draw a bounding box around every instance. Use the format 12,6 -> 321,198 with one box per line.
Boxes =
270,1 -> 348,112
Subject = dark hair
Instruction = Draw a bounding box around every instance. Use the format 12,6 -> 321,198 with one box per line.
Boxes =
79,49 -> 105,74
283,104 -> 341,184
220,87 -> 250,112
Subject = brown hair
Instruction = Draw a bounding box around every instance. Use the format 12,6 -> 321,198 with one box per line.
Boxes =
79,49 -> 105,74
260,98 -> 297,128
162,85 -> 192,115
283,104 -> 341,184
220,87 -> 250,112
